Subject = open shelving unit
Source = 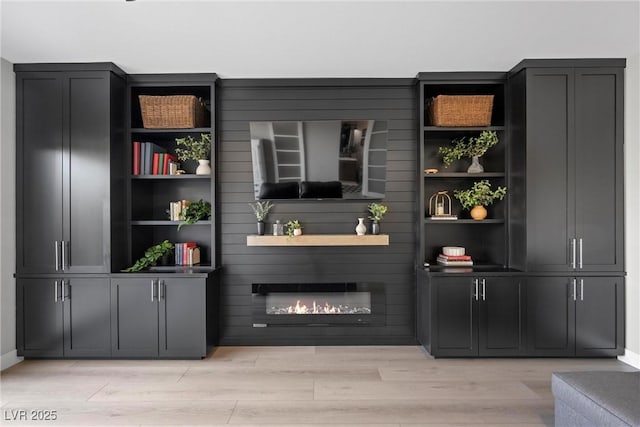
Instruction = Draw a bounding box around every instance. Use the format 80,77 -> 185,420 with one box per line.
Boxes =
416,73 -> 509,270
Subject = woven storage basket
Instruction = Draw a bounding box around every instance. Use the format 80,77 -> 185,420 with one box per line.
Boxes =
428,95 -> 494,127
139,95 -> 206,129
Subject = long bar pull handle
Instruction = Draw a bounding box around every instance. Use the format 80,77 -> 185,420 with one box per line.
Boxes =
579,238 -> 583,269
580,279 -> 584,301
474,278 -> 479,301
481,279 -> 486,301
61,279 -> 66,302
61,241 -> 66,271
55,241 -> 60,271
159,280 -> 164,301
151,280 -> 156,302
572,279 -> 577,301
54,280 -> 59,302
571,238 -> 577,269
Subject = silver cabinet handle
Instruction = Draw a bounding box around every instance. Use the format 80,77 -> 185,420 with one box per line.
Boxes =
55,241 -> 60,271
158,280 -> 164,301
151,279 -> 156,302
571,238 -> 577,269
54,280 -> 59,302
580,279 -> 584,301
572,278 -> 577,301
61,279 -> 68,302
474,278 -> 479,301
61,241 -> 67,270
482,279 -> 486,301
579,238 -> 583,269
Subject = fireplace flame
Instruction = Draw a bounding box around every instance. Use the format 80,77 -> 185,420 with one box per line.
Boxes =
286,300 -> 346,314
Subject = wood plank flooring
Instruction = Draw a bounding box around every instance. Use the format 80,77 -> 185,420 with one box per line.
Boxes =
0,346 -> 636,426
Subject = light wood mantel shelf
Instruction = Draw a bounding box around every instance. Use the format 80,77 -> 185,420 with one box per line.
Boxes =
246,234 -> 390,247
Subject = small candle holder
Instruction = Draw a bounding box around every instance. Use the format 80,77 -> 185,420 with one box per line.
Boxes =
428,191 -> 455,219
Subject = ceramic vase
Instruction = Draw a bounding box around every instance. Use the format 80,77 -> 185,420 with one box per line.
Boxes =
196,159 -> 211,175
356,218 -> 366,235
371,221 -> 380,235
467,156 -> 484,173
470,205 -> 487,220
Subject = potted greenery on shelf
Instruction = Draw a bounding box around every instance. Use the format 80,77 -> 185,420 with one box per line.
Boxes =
453,180 -> 507,220
178,199 -> 211,230
122,240 -> 175,272
248,200 -> 274,235
286,220 -> 302,237
175,133 -> 212,175
437,130 -> 499,173
367,202 -> 388,235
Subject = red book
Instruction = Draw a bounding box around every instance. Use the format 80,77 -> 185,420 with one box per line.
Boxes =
163,154 -> 176,175
182,242 -> 197,265
132,141 -> 141,175
152,153 -> 160,175
439,254 -> 472,260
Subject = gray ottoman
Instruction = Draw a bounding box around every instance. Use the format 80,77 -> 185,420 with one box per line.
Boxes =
552,371 -> 640,426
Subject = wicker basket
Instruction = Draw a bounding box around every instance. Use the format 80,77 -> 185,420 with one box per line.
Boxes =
428,95 -> 494,127
139,95 -> 207,129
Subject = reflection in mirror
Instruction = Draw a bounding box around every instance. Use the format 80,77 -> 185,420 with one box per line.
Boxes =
250,120 -> 387,200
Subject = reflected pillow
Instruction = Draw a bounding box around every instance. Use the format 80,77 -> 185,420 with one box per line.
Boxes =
300,181 -> 343,199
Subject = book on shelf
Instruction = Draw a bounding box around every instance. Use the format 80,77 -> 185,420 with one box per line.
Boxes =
429,215 -> 458,220
437,253 -> 472,261
137,142 -> 166,175
132,141 -> 141,175
175,242 -> 199,266
163,154 -> 177,175
436,256 -> 473,266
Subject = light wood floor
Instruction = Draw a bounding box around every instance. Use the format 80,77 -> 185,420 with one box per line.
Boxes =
1,346 -> 636,426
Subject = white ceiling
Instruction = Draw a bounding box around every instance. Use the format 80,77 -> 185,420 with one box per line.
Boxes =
1,0 -> 639,77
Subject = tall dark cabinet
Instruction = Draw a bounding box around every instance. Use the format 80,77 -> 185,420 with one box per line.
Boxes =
15,63 -> 126,357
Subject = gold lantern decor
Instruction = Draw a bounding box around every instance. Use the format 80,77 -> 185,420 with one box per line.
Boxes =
428,191 -> 457,220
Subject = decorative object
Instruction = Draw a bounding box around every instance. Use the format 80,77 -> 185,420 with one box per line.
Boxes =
427,191 -> 456,219
356,218 -> 367,235
138,95 -> 207,129
453,180 -> 507,220
174,133 -> 211,175
442,246 -> 465,256
272,219 -> 284,236
178,199 -> 211,230
286,220 -> 302,237
367,202 -> 388,235
122,240 -> 174,272
249,200 -> 274,235
428,94 -> 494,127
437,130 -> 499,172
424,168 -> 439,174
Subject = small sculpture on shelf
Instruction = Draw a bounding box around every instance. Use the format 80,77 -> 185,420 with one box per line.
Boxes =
437,130 -> 499,173
367,202 -> 388,235
453,180 -> 507,220
249,200 -> 274,235
427,191 -> 457,220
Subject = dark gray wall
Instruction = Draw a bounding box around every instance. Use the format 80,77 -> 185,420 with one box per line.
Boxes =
218,79 -> 417,345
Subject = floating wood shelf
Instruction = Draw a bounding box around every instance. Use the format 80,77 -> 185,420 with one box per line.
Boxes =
246,234 -> 389,247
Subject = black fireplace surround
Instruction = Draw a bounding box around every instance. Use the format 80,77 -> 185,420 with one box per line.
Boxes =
252,282 -> 385,327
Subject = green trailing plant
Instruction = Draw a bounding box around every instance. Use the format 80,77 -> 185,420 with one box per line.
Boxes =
453,180 -> 507,210
174,133 -> 211,161
122,240 -> 175,272
437,130 -> 499,167
178,199 -> 211,230
248,200 -> 274,222
286,219 -> 302,237
367,202 -> 388,222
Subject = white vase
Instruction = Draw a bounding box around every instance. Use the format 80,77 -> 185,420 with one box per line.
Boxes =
196,159 -> 211,175
356,218 -> 366,235
467,156 -> 484,173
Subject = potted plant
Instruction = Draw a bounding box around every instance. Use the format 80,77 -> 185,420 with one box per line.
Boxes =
122,240 -> 175,272
175,133 -> 212,175
286,219 -> 302,237
178,199 -> 211,230
437,130 -> 499,173
367,202 -> 388,235
453,180 -> 507,220
249,200 -> 274,235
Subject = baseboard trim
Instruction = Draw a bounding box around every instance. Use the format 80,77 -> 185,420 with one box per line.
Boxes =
618,349 -> 640,369
1,349 -> 23,371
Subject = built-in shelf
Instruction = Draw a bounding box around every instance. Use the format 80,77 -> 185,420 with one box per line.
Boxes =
424,172 -> 505,178
130,127 -> 212,134
246,234 -> 390,247
423,126 -> 505,132
131,220 -> 212,226
131,174 -> 210,180
424,219 -> 504,224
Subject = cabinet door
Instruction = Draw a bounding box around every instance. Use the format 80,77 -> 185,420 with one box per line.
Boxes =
575,277 -> 624,356
574,68 -> 624,272
63,73 -> 112,273
17,278 -> 63,357
478,277 -> 524,356
431,277 -> 476,357
524,69 -> 576,272
63,277 -> 111,357
16,75 -> 64,274
159,278 -> 207,358
111,278 -> 159,357
526,276 -> 575,356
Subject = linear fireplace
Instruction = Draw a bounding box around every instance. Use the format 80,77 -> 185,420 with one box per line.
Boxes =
252,282 -> 385,327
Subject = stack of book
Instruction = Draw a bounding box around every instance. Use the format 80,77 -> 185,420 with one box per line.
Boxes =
132,141 -> 179,175
436,253 -> 473,266
430,214 -> 458,221
175,242 -> 201,266
169,200 -> 190,221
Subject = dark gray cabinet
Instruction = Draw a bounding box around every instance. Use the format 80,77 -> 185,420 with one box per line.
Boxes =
110,276 -> 209,358
425,275 -> 523,357
526,276 -> 624,357
508,60 -> 625,273
17,277 -> 111,358
15,64 -> 126,275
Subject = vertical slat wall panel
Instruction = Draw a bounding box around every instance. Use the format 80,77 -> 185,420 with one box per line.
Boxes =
218,79 -> 417,345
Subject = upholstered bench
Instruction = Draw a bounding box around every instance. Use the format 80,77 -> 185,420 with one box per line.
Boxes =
552,371 -> 640,426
